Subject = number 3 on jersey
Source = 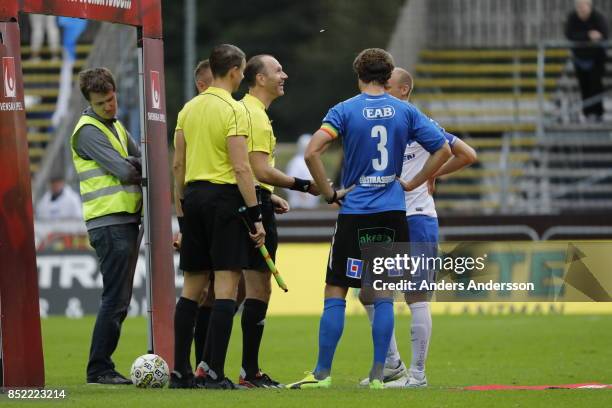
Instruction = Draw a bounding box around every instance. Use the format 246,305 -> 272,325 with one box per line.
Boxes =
371,125 -> 388,171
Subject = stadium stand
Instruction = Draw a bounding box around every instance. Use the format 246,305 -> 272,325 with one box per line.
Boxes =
409,46 -> 612,214
22,45 -> 91,174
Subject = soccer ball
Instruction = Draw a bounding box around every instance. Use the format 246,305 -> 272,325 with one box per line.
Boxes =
130,354 -> 169,388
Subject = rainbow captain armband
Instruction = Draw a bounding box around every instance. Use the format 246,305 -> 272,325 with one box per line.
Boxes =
320,123 -> 338,139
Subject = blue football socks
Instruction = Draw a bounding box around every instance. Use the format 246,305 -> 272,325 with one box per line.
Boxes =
313,298 -> 346,379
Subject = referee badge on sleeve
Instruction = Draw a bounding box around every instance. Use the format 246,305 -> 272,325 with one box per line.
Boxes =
346,257 -> 363,279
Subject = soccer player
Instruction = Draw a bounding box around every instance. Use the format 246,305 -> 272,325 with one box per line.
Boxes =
237,54 -> 320,388
170,44 -> 265,390
359,67 -> 477,388
287,49 -> 451,389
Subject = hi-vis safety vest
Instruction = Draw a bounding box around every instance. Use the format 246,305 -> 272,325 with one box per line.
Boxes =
71,115 -> 142,221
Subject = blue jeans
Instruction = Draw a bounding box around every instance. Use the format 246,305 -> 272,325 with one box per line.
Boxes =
86,223 -> 139,379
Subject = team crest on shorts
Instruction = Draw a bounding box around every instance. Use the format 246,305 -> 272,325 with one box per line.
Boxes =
346,257 -> 364,279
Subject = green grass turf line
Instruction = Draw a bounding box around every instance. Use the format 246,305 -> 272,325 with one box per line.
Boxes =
2,315 -> 610,407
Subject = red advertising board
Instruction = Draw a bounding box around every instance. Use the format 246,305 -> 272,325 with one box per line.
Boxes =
0,21 -> 45,387
0,1 -> 162,38
142,37 -> 174,367
0,0 -> 171,386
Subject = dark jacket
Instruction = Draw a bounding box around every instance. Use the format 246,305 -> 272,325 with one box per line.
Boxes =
565,8 -> 609,62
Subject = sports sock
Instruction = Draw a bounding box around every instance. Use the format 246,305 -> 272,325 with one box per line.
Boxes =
241,298 -> 268,378
193,306 -> 212,368
207,299 -> 236,380
364,303 -> 401,368
173,297 -> 199,374
409,302 -> 432,373
370,298 -> 394,381
313,298 -> 346,380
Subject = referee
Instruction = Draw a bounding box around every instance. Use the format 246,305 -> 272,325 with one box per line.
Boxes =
171,44 -> 264,390
238,54 -> 319,388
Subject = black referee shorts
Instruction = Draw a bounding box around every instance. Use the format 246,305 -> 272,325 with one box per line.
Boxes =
326,210 -> 408,288
246,188 -> 278,272
179,181 -> 252,272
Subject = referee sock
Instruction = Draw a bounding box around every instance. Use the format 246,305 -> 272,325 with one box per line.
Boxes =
173,297 -> 199,374
241,298 -> 268,378
314,298 -> 346,380
409,302 -> 431,373
194,306 -> 212,367
370,298 -> 394,381
207,299 -> 236,380
364,303 -> 401,368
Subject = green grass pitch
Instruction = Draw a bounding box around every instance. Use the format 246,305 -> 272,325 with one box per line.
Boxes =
2,314 -> 611,407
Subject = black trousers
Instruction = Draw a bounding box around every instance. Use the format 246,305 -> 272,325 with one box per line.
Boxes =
86,223 -> 139,379
574,59 -> 605,118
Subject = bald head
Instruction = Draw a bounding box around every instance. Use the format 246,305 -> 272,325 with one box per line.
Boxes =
385,67 -> 414,101
575,0 -> 593,20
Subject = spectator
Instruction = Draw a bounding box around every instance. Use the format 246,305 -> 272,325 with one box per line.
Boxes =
29,14 -> 60,62
565,0 -> 609,122
286,134 -> 320,209
35,176 -> 82,221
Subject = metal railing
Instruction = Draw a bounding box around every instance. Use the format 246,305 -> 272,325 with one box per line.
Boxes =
536,40 -> 612,131
427,0 -> 612,48
533,40 -> 612,213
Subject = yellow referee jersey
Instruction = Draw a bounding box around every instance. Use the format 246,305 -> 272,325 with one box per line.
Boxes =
181,86 -> 250,185
174,93 -> 200,147
242,93 -> 276,193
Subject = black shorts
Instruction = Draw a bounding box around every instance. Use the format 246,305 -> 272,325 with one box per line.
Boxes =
179,181 -> 252,272
326,210 -> 409,288
247,188 -> 278,272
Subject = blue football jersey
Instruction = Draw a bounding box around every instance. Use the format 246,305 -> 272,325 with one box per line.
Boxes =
321,93 -> 446,214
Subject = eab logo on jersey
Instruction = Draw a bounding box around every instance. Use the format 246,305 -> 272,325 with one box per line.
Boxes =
363,105 -> 395,120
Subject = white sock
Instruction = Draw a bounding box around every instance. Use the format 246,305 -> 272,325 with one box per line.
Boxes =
364,303 -> 401,368
409,302 -> 431,374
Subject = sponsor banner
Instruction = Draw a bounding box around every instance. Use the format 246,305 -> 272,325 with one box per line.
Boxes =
0,22 -> 44,387
37,250 -> 182,317
37,243 -> 612,317
13,0 -> 162,38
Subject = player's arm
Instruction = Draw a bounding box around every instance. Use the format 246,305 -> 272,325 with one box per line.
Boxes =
305,130 -> 352,203
433,137 -> 477,178
228,135 -> 265,246
400,142 -> 451,192
270,193 -> 290,214
249,151 -> 319,195
172,129 -> 186,217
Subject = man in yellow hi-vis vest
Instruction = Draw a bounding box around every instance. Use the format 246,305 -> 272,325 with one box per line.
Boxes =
71,67 -> 142,385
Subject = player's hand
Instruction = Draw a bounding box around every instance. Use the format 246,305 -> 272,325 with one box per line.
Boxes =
173,232 -> 182,251
271,194 -> 290,214
326,184 -> 355,205
589,30 -> 603,41
307,181 -> 321,196
250,222 -> 266,248
427,178 -> 436,195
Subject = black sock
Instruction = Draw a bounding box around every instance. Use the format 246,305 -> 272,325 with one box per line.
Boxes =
202,324 -> 212,368
193,306 -> 212,368
208,299 -> 236,380
241,298 -> 268,379
173,297 -> 199,374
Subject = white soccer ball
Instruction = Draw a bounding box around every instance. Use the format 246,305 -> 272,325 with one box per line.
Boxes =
130,354 -> 169,388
